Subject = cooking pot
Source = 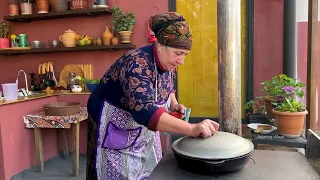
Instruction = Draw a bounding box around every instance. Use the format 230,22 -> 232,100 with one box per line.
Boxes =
171,131 -> 254,174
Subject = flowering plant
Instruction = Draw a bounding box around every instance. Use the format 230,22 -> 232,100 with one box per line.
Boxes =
260,74 -> 306,112
245,96 -> 266,115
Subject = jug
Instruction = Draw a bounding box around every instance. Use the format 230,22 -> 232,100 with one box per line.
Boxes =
2,83 -> 18,101
14,34 -> 29,47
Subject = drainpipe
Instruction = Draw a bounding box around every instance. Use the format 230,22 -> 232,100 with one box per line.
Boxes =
283,0 -> 297,78
217,0 -> 242,135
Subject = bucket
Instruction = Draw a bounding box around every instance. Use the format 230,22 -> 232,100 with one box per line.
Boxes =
2,83 -> 18,101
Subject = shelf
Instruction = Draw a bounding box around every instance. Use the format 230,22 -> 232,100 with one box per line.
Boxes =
0,44 -> 136,55
4,8 -> 112,22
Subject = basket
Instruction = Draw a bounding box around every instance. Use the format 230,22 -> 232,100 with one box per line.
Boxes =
43,102 -> 81,116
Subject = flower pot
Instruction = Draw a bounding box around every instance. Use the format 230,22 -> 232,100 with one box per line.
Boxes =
20,3 -> 33,15
49,0 -> 69,12
8,4 -> 19,16
271,108 -> 308,138
264,96 -> 277,120
37,0 -> 49,13
119,31 -> 132,44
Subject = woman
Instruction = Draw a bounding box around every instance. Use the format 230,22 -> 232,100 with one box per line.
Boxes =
86,12 -> 219,180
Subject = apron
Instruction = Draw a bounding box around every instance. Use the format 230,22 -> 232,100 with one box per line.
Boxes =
95,61 -> 172,180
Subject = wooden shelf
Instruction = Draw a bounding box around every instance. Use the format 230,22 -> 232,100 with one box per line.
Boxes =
4,8 -> 112,22
0,44 -> 136,55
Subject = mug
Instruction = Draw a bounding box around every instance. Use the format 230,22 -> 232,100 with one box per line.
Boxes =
14,34 -> 29,47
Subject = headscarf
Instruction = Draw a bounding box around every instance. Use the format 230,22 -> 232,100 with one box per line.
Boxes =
150,12 -> 192,50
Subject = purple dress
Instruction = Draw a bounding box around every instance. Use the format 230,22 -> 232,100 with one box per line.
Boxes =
87,44 -> 175,180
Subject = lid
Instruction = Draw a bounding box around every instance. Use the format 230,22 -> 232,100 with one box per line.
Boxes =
64,29 -> 75,33
172,131 -> 254,160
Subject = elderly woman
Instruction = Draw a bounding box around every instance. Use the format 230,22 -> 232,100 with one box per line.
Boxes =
86,12 -> 219,180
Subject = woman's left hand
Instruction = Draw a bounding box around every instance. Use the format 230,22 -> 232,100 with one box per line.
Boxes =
171,103 -> 187,114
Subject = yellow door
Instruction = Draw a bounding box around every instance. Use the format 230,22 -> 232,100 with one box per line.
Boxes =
176,0 -> 246,117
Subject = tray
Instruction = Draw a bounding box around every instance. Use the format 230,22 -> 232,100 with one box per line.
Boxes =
43,102 -> 80,116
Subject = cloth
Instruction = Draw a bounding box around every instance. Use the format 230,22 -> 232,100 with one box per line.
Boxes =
87,44 -> 176,131
150,12 -> 192,50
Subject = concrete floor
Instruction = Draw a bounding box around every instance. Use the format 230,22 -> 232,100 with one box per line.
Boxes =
11,154 -> 86,180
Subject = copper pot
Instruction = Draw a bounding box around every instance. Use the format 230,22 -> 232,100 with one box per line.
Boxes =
8,4 -> 19,16
37,0 -> 49,13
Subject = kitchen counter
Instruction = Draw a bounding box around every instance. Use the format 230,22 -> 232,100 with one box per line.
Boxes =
149,149 -> 320,180
0,91 -> 91,106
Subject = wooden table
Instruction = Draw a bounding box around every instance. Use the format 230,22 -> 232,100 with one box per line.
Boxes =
23,107 -> 88,176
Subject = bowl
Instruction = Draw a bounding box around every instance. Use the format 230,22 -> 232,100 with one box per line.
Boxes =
85,83 -> 98,92
48,40 -> 61,48
31,40 -> 44,48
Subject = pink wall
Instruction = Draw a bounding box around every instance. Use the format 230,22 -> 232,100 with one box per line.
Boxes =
253,0 -> 284,96
0,96 -> 58,180
0,0 -> 168,89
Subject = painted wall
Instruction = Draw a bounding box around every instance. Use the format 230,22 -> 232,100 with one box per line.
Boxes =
0,0 -> 168,179
296,0 -> 320,130
253,0 -> 284,97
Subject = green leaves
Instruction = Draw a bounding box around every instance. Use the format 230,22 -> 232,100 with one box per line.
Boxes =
75,76 -> 100,84
111,6 -> 136,32
259,74 -> 306,112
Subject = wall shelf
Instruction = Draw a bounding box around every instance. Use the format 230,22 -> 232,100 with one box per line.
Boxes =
4,8 -> 112,22
0,44 -> 136,55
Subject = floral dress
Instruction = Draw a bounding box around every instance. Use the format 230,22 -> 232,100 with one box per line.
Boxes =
86,44 -> 176,180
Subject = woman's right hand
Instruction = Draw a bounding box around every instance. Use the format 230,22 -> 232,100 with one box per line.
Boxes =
189,119 -> 220,138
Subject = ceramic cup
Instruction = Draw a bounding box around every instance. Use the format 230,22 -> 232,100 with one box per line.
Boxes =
14,34 -> 29,47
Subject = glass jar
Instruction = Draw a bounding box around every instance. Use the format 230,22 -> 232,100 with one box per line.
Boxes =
67,72 -> 77,90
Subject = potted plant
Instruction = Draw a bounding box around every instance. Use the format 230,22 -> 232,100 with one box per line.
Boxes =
8,0 -> 19,16
20,0 -> 34,15
0,21 -> 12,49
75,76 -> 100,92
111,6 -> 136,44
259,74 -> 303,119
245,96 -> 267,124
270,77 -> 307,138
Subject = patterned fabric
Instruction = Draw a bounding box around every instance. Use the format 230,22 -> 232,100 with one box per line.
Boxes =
23,107 -> 88,128
93,98 -> 169,180
150,12 -> 192,50
87,44 -> 176,128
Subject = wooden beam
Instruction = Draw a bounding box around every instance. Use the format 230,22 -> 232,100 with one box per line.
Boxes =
306,0 -> 318,132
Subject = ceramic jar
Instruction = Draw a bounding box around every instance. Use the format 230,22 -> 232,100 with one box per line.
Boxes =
59,29 -> 78,47
101,26 -> 113,45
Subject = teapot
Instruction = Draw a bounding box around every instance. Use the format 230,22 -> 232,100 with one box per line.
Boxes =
59,29 -> 78,47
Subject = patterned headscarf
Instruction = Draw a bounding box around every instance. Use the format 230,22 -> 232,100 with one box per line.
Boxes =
150,12 -> 192,50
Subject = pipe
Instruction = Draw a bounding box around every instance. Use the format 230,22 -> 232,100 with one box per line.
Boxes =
217,0 -> 242,135
283,0 -> 297,78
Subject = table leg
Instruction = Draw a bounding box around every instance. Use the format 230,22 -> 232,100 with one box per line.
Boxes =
58,129 -> 69,159
72,123 -> 80,176
34,128 -> 44,172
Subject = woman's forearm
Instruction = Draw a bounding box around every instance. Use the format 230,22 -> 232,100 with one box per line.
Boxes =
170,93 -> 178,108
156,112 -> 192,136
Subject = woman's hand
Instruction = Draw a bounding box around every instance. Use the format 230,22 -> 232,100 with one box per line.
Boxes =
171,103 -> 187,114
189,120 -> 220,138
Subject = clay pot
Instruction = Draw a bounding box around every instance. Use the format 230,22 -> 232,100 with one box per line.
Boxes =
70,0 -> 88,9
101,26 -> 113,45
59,29 -> 78,47
111,37 -> 118,45
119,31 -> 132,44
271,108 -> 308,138
20,3 -> 33,15
8,4 -> 19,16
264,96 -> 277,120
49,0 -> 69,12
37,0 -> 49,13
96,38 -> 102,46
